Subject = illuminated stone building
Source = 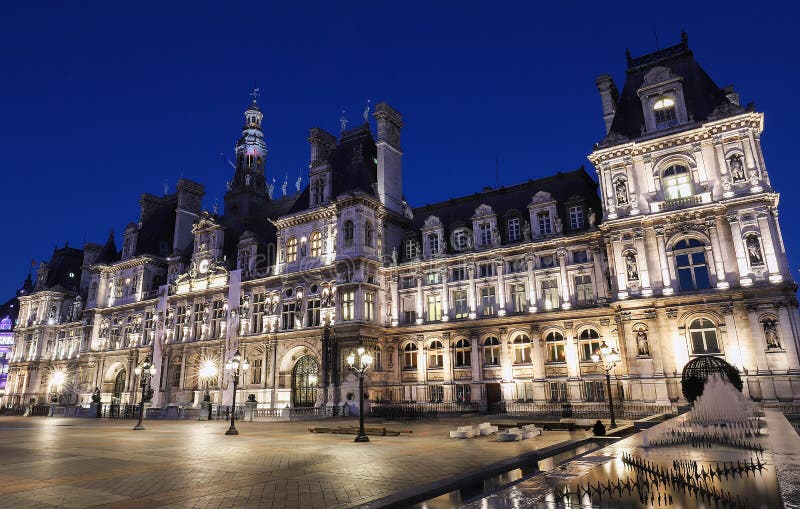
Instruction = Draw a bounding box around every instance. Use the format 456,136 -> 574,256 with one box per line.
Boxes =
5,35 -> 800,411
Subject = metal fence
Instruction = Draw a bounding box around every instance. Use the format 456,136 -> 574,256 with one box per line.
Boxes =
250,406 -> 328,421
370,402 -> 481,421
28,404 -> 51,416
101,404 -> 140,419
495,401 -> 675,420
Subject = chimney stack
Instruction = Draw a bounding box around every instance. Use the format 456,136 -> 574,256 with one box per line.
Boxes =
595,74 -> 619,134
373,102 -> 404,215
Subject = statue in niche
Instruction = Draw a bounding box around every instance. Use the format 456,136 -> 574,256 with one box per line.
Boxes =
588,208 -> 597,228
625,253 -> 639,281
522,220 -> 531,241
615,178 -> 629,205
391,247 -> 398,266
764,319 -> 781,349
746,236 -> 764,266
636,328 -> 650,356
245,174 -> 251,186
202,303 -> 210,323
554,216 -> 563,234
730,155 -> 746,182
239,294 -> 250,319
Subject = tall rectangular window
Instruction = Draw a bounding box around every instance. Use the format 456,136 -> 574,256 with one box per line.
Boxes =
453,290 -> 468,319
451,267 -> 466,281
426,294 -> 442,322
478,263 -> 495,278
364,291 -> 375,321
404,239 -> 417,260
143,310 -> 154,345
574,275 -> 594,307
251,292 -> 267,334
584,381 -> 605,402
427,233 -> 440,255
281,303 -> 296,330
479,223 -> 492,246
306,298 -> 321,327
402,295 -> 416,324
538,211 -> 552,235
480,287 -> 496,316
425,272 -> 441,285
510,283 -> 526,313
569,206 -> 584,229
175,305 -> 187,341
340,291 -> 355,321
211,300 -> 224,338
192,302 -> 203,340
251,358 -> 263,385
541,279 -> 559,310
507,218 -> 521,242
549,381 -> 568,402
453,230 -> 468,250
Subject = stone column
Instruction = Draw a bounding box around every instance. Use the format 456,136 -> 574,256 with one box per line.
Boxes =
706,216 -> 730,288
415,273 -> 424,324
467,263 -> 477,319
499,327 -> 514,401
726,213 -> 751,285
591,247 -> 607,300
557,248 -> 571,309
416,335 -> 426,401
653,226 -> 673,295
609,235 -> 628,298
625,158 -> 640,215
713,135 -> 734,197
526,254 -> 537,311
495,259 -> 506,316
470,332 -> 481,383
563,321 -> 581,401
634,229 -> 652,296
440,268 -> 449,321
756,209 -> 781,279
390,275 -> 399,326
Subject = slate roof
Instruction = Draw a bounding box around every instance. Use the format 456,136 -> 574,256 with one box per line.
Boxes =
135,195 -> 177,258
40,247 -> 83,292
96,231 -> 119,264
405,168 -> 600,258
603,34 -> 743,144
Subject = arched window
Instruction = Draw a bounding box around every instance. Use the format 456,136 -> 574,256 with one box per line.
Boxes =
286,237 -> 298,263
453,339 -> 471,367
688,318 -> 720,354
343,221 -> 354,247
403,343 -> 418,369
662,164 -> 692,200
513,334 -> 532,364
673,238 -> 710,290
310,231 -> 321,257
428,340 -> 444,368
365,221 -> 374,247
545,331 -> 566,363
653,96 -> 678,129
579,328 -> 602,361
483,337 -> 500,365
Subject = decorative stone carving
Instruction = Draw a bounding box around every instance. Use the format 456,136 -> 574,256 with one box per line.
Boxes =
634,325 -> 650,357
624,252 -> 639,281
763,318 -> 781,349
745,236 -> 764,266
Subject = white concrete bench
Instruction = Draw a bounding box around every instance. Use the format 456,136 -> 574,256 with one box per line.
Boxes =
497,428 -> 523,442
520,424 -> 543,439
450,425 -> 478,439
476,422 -> 499,436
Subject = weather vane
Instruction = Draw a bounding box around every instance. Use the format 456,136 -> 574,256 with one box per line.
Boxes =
340,110 -> 349,133
250,86 -> 260,103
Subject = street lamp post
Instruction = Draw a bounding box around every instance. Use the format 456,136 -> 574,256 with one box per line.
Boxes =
346,346 -> 373,443
224,349 -> 249,435
591,341 -> 621,429
199,359 -> 218,421
133,357 -> 157,431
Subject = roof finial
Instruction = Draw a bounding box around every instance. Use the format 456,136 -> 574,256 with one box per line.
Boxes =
340,110 -> 349,133
250,85 -> 260,105
680,29 -> 688,46
363,99 -> 371,124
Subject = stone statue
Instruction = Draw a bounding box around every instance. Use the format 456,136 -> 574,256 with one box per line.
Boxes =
746,236 -> 764,266
239,294 -> 250,319
267,178 -> 275,199
296,175 -> 302,192
523,220 -> 531,241
588,208 -> 597,228
625,253 -> 639,281
363,99 -> 370,123
764,319 -> 781,349
340,110 -> 348,132
245,174 -> 251,186
636,329 -> 650,356
615,178 -> 628,205
91,387 -> 101,404
226,180 -> 232,191
391,247 -> 398,266
730,155 -> 746,182
554,216 -> 563,234
202,303 -> 210,323
282,174 -> 288,196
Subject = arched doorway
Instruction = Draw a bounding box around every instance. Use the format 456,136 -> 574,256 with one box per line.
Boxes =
291,356 -> 319,407
112,369 -> 126,403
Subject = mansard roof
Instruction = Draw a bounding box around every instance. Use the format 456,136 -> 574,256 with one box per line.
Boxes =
135,195 -> 177,258
40,246 -> 83,292
411,168 -> 600,234
604,35 -> 742,143
96,231 -> 119,264
330,124 -> 378,198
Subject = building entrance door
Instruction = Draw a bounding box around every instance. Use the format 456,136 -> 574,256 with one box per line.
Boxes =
112,369 -> 126,403
291,356 -> 319,407
486,382 -> 501,411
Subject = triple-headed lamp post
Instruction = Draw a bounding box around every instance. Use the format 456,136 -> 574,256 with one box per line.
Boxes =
224,349 -> 249,435
346,347 -> 373,443
133,357 -> 157,431
591,341 -> 621,429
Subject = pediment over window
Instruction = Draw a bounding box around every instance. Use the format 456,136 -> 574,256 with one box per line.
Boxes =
423,215 -> 442,229
530,191 -> 554,206
642,66 -> 676,86
472,204 -> 495,219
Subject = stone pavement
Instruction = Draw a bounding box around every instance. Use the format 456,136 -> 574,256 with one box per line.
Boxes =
0,415 -> 590,508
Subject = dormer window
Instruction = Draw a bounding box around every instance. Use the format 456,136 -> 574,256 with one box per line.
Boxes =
507,218 -> 521,242
653,96 -> 678,129
286,237 -> 297,263
662,164 -> 693,200
478,223 -> 491,246
404,239 -> 418,260
427,233 -> 440,255
569,206 -> 584,229
453,229 -> 470,250
537,211 -> 552,235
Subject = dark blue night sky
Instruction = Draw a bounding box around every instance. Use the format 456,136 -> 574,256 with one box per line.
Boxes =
2,2 -> 799,299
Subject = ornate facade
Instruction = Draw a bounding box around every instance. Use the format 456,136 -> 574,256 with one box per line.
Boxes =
5,35 -> 800,411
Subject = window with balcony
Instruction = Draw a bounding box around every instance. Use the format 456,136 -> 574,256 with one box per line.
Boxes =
426,294 -> 442,322
306,298 -> 321,327
662,164 -> 693,200
281,303 -> 296,330
673,238 -> 710,290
